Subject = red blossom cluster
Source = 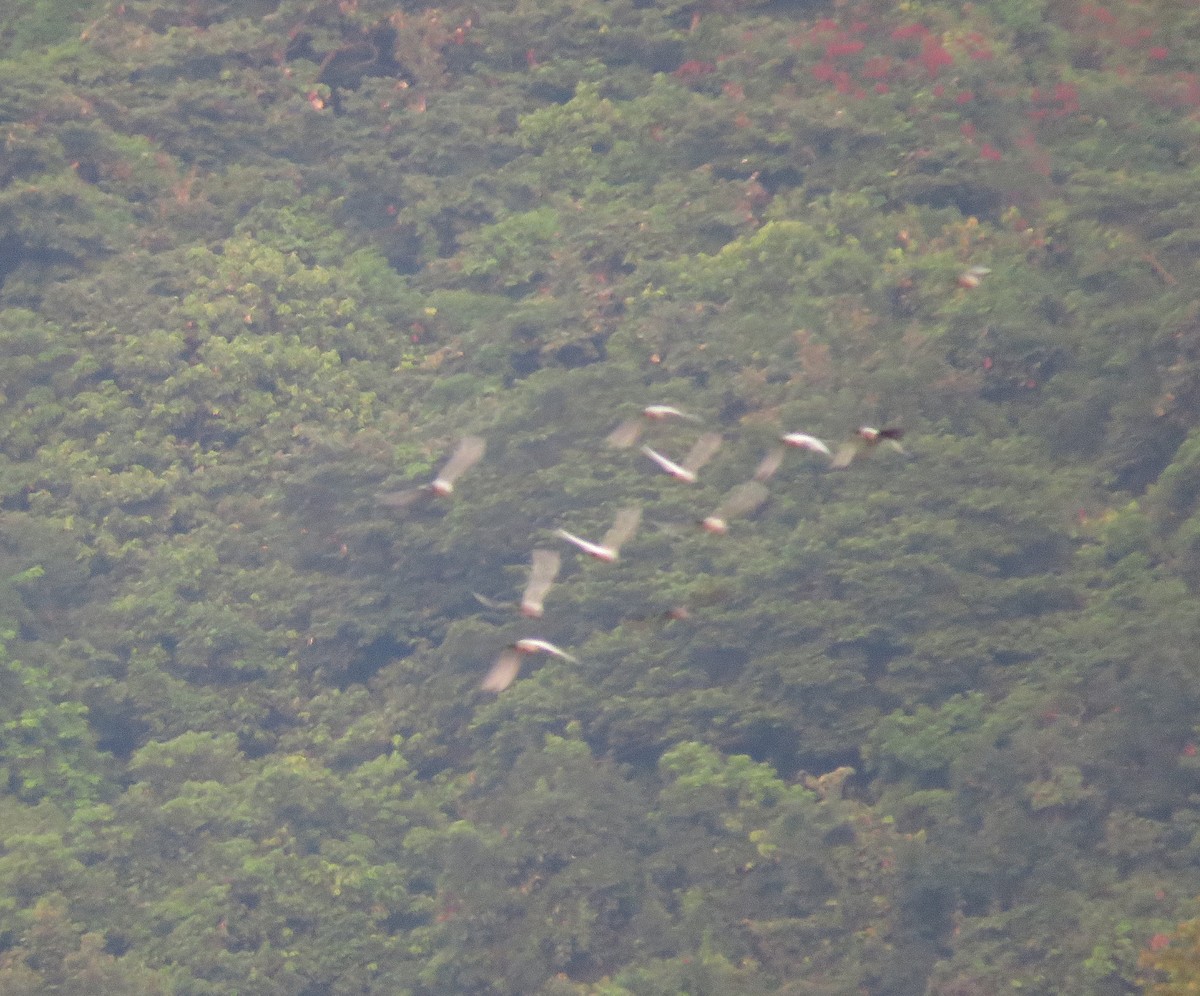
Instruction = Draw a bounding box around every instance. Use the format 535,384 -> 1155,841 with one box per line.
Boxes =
1075,2 -> 1168,61
886,23 -> 955,76
890,23 -> 927,41
1027,82 -> 1081,121
917,37 -> 954,77
1160,72 -> 1200,108
672,59 -> 716,82
958,31 -> 995,62
801,19 -> 964,100
800,20 -> 964,99
811,59 -> 865,98
781,8 -> 1193,176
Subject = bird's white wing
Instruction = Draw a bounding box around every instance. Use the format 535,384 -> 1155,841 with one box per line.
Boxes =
644,404 -> 702,422
605,418 -> 644,449
520,639 -> 577,662
830,441 -> 863,469
472,591 -> 514,610
521,549 -> 561,617
375,485 -> 433,510
682,432 -> 723,474
435,435 -> 486,488
781,432 -> 832,457
481,648 -> 521,692
714,480 -> 770,522
555,528 -> 608,559
641,445 -> 690,480
753,447 -> 785,482
601,506 -> 642,555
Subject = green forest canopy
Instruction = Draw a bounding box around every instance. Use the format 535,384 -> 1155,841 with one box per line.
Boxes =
2,0 -> 1200,991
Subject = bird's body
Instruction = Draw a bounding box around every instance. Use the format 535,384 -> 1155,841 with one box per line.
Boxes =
520,549 -> 561,618
857,426 -> 905,444
641,432 -> 722,483
556,506 -> 642,562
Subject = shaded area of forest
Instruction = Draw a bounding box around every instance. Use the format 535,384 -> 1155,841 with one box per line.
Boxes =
3,0 -> 1200,991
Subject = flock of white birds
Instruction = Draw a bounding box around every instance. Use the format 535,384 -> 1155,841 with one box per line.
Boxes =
378,407 -> 906,693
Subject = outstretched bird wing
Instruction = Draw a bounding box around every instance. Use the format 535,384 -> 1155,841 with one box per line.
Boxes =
605,418 -> 644,449
515,638 -> 579,662
830,440 -> 864,469
715,480 -> 770,521
643,404 -> 702,421
601,506 -> 642,555
481,648 -> 521,693
375,484 -> 435,510
781,432 -> 832,457
682,432 -> 723,474
434,435 -> 486,492
641,445 -> 690,480
521,549 -> 561,618
753,447 -> 785,482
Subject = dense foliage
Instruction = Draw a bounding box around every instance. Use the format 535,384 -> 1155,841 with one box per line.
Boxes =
2,0 -> 1200,991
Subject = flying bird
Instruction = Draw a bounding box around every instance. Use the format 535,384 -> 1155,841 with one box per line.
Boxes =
606,405 -> 702,449
520,548 -> 561,618
480,638 -> 578,693
830,426 -> 906,469
701,480 -> 770,534
556,506 -> 642,562
641,432 -> 723,483
957,265 -> 992,290
377,435 -> 487,508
